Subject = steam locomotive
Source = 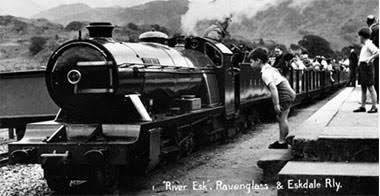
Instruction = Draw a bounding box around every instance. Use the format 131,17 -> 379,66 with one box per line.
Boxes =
8,22 -> 349,192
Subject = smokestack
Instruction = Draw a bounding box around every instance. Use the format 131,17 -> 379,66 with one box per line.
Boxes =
86,22 -> 115,38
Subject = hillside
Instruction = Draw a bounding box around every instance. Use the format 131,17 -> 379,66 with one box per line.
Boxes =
33,0 -> 189,33
33,3 -> 92,22
195,0 -> 379,50
0,15 -> 173,72
0,15 -> 68,71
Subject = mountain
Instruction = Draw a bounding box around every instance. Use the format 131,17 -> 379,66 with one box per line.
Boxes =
1,0 -> 44,18
33,3 -> 92,22
0,15 -> 63,37
32,0 -> 378,50
33,0 -> 189,33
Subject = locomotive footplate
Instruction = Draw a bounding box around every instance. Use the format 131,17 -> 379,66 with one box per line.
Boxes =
9,142 -> 136,166
8,120 -> 162,179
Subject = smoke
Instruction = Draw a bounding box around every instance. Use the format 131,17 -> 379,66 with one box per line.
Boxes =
181,0 -> 315,35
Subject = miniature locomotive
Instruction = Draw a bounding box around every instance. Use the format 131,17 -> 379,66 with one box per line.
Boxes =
8,22 -> 348,192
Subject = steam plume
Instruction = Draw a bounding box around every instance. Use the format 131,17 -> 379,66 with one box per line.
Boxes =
181,0 -> 315,35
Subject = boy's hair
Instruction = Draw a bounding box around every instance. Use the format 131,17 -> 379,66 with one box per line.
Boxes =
358,27 -> 371,39
248,48 -> 269,63
290,44 -> 301,51
274,45 -> 286,52
283,53 -> 294,62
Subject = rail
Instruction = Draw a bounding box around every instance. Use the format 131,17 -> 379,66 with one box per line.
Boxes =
0,139 -> 11,166
0,152 -> 8,167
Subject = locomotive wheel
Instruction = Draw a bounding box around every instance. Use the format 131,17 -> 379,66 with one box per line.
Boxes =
175,132 -> 195,157
182,133 -> 194,156
88,166 -> 119,193
243,120 -> 254,133
46,176 -> 70,193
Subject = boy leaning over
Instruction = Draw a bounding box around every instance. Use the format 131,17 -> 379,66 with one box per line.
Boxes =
248,48 -> 296,149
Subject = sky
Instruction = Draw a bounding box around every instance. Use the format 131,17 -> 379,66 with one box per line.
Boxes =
33,0 -> 157,8
1,0 -> 159,18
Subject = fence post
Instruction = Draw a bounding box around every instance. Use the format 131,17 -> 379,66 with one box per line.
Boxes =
296,70 -> 300,93
290,70 -> 294,89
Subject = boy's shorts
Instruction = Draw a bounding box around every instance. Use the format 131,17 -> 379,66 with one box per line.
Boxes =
359,62 -> 375,87
277,81 -> 296,111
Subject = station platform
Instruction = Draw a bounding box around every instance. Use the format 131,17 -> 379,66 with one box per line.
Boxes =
257,87 -> 379,195
290,87 -> 379,162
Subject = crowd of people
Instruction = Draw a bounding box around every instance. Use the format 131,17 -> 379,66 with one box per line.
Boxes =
203,14 -> 379,149
203,17 -> 352,82
271,45 -> 345,73
270,45 -> 347,82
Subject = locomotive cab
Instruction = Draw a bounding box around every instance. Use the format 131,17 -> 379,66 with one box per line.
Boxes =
184,37 -> 237,118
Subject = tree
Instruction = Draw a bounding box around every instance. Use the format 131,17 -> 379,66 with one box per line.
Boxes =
151,24 -> 169,35
127,22 -> 139,30
340,44 -> 361,58
298,35 -> 336,58
65,21 -> 85,31
29,36 -> 47,55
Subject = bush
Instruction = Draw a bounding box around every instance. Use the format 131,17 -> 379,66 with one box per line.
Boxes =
29,36 -> 47,55
13,20 -> 28,33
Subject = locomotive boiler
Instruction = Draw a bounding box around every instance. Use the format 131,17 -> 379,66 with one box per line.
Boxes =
46,23 -> 219,122
8,22 -> 349,192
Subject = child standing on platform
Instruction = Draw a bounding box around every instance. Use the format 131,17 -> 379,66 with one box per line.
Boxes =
248,48 -> 296,149
353,27 -> 379,113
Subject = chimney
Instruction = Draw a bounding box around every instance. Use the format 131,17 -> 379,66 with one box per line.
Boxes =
86,22 -> 114,38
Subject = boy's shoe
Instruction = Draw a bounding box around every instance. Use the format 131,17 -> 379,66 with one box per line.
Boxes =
367,107 -> 378,113
268,141 -> 288,149
353,107 -> 366,112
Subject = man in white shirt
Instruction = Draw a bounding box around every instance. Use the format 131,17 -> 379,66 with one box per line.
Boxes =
367,15 -> 379,101
353,28 -> 379,113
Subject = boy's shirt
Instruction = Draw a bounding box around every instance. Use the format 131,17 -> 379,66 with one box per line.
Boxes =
359,39 -> 379,63
261,64 -> 286,86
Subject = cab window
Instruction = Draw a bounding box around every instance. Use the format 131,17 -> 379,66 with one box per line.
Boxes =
205,43 -> 222,67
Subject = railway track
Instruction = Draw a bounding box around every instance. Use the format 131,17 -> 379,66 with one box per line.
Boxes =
0,139 -> 11,167
0,152 -> 8,166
